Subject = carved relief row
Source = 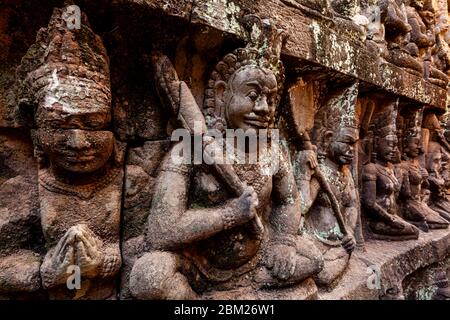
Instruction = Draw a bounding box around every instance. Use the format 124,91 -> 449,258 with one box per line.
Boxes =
1,3 -> 450,299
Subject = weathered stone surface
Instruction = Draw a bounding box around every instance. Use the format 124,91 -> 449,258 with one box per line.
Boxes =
321,229 -> 450,299
181,0 -> 449,109
1,1 -> 450,301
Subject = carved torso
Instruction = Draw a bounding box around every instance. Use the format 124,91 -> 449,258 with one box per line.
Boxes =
39,167 -> 123,247
398,159 -> 423,200
183,148 -> 288,280
305,159 -> 359,243
186,164 -> 271,274
373,162 -> 400,213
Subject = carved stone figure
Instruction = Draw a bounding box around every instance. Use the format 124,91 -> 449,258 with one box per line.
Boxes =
0,130 -> 42,298
295,83 -> 360,288
381,0 -> 424,76
16,8 -> 123,299
406,0 -> 448,87
361,102 -> 419,240
431,0 -> 450,77
432,269 -> 450,300
396,107 -> 449,232
129,18 -> 324,300
425,141 -> 450,222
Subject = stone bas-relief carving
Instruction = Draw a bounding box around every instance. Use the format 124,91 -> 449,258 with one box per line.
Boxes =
0,129 -> 42,297
129,18 -> 324,300
1,1 -> 450,300
406,0 -> 449,88
14,8 -> 124,299
362,102 -> 420,240
381,0 -> 425,76
282,0 -> 369,38
396,107 -> 449,232
294,84 -> 360,288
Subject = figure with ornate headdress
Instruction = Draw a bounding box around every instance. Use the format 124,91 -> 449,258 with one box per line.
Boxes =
15,7 -> 124,299
128,17 -> 324,300
396,107 -> 449,231
425,141 -> 450,222
421,113 -> 450,222
295,84 -> 360,288
361,102 -> 419,240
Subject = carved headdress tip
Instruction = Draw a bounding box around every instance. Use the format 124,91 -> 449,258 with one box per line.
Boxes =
241,14 -> 287,60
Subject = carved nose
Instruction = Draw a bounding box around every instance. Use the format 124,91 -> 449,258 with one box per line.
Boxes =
67,129 -> 90,150
253,96 -> 269,115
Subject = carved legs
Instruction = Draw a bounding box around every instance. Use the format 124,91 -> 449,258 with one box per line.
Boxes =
0,250 -> 41,294
254,236 -> 324,288
369,219 -> 420,240
129,251 -> 199,300
313,245 -> 349,288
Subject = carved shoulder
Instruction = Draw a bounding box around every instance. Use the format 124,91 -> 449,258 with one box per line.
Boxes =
362,163 -> 378,182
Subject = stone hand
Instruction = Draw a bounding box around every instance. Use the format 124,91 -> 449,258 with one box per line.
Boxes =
236,186 -> 259,224
341,234 -> 356,254
41,227 -> 78,288
295,150 -> 318,181
298,150 -> 318,170
72,225 -> 103,276
265,244 -> 297,281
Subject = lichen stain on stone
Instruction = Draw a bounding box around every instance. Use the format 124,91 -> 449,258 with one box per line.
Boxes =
310,21 -> 355,75
203,0 -> 244,36
415,285 -> 438,300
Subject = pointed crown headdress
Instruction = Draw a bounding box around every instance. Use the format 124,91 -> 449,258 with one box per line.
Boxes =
402,105 -> 424,140
312,82 -> 360,141
15,6 -> 111,127
203,15 -> 287,131
370,100 -> 398,139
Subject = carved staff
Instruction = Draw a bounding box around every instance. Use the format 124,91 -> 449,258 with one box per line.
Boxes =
151,52 -> 264,233
284,83 -> 350,237
297,131 -> 350,237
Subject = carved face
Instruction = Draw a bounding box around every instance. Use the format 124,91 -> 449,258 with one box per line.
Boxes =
410,0 -> 424,9
404,133 -> 421,158
329,127 -> 359,165
427,151 -> 442,176
36,106 -> 114,174
442,158 -> 450,187
377,134 -> 399,163
221,66 -> 278,131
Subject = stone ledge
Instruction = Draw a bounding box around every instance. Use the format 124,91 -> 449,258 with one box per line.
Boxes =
131,0 -> 448,109
320,228 -> 450,300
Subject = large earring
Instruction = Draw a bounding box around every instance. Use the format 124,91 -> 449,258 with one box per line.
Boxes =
113,138 -> 126,167
31,129 -> 48,169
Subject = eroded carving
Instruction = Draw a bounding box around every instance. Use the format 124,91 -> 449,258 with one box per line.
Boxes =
396,106 -> 449,232
362,102 -> 419,240
0,130 -> 42,297
16,8 -> 123,299
406,0 -> 448,87
295,83 -> 360,288
129,17 -> 324,300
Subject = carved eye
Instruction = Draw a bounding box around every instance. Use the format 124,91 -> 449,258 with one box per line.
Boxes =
248,91 -> 258,101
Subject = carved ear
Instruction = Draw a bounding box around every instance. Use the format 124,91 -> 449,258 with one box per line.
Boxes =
324,130 -> 334,146
113,139 -> 127,167
214,81 -> 227,118
30,129 -> 47,169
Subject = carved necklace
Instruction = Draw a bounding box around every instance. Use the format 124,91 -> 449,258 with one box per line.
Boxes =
233,163 -> 271,195
39,167 -> 121,200
375,162 -> 400,191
